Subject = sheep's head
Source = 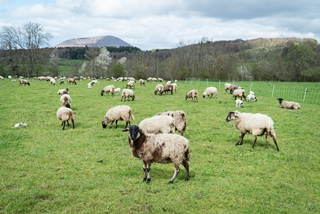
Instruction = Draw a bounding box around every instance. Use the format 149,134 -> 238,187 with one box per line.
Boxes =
226,111 -> 239,122
124,125 -> 142,141
277,98 -> 283,104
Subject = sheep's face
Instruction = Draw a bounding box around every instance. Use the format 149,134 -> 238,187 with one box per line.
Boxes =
128,125 -> 141,141
226,111 -> 238,122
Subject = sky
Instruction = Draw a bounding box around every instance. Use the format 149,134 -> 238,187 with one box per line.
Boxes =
0,0 -> 320,50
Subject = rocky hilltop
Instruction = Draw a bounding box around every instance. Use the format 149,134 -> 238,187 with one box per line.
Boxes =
54,35 -> 132,48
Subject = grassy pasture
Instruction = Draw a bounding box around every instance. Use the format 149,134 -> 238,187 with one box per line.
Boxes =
0,79 -> 319,213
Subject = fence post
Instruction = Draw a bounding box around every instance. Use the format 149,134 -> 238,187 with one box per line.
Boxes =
303,88 -> 308,103
250,82 -> 253,91
272,85 -> 275,97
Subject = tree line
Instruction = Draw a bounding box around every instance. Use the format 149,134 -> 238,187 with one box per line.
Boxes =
1,22 -> 320,81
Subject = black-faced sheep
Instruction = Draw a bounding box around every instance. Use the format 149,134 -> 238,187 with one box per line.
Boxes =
229,84 -> 241,94
49,78 -> 56,85
19,79 -> 30,86
121,89 -> 135,101
57,88 -> 69,95
154,84 -> 164,95
185,89 -> 198,101
124,125 -> 190,184
139,115 -> 175,134
101,85 -> 115,96
160,84 -> 174,95
232,88 -> 246,100
60,94 -> 72,106
236,99 -> 244,108
226,111 -> 279,151
202,87 -> 217,98
67,78 -> 77,85
126,80 -> 135,89
156,110 -> 187,135
139,79 -> 145,86
102,105 -> 135,129
56,104 -> 74,130
277,98 -> 300,109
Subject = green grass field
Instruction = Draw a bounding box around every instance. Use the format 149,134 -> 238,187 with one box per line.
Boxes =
0,79 -> 319,213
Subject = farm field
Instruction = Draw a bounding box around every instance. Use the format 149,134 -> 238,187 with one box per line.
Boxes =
0,79 -> 319,213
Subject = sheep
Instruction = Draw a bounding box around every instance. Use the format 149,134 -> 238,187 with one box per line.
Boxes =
246,93 -> 257,102
88,80 -> 98,88
139,115 -> 175,134
154,84 -> 164,95
67,78 -> 77,85
236,99 -> 244,108
121,89 -> 135,101
156,110 -> 187,135
124,124 -> 190,183
19,79 -> 30,86
185,89 -> 198,101
102,105 -> 135,129
160,84 -> 174,95
0,76 -> 4,80
202,87 -> 217,98
232,88 -> 246,100
49,78 -> 56,85
170,83 -> 178,93
277,98 -> 300,109
139,79 -> 145,86
114,88 -> 121,94
126,80 -> 135,89
57,88 -> 69,95
60,94 -> 72,106
56,104 -> 74,130
226,111 -> 279,151
224,83 -> 232,92
229,84 -> 241,94
101,85 -> 115,96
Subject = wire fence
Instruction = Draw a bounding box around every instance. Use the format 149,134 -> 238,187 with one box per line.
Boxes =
184,78 -> 320,105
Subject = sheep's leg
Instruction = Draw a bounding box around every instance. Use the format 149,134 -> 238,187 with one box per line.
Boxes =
252,136 -> 258,148
115,120 -> 118,129
236,133 -> 245,145
142,161 -> 151,183
109,121 -> 114,129
62,121 -> 66,130
168,166 -> 180,184
71,119 -> 75,129
182,151 -> 190,181
271,135 -> 280,152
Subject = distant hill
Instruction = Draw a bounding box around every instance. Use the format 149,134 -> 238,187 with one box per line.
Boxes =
54,35 -> 132,48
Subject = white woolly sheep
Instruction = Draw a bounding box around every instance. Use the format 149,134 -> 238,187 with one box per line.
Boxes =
19,79 -> 30,86
0,76 -> 4,80
246,93 -> 257,102
139,115 -> 175,134
170,83 -> 177,93
114,88 -> 121,94
224,83 -> 232,92
156,110 -> 187,135
236,99 -> 244,108
161,84 -> 174,95
56,104 -> 74,130
102,105 -> 135,129
60,94 -> 72,106
226,111 -> 279,151
101,85 -> 115,96
202,87 -> 217,98
67,78 -> 77,85
154,84 -> 164,95
50,78 -> 56,85
57,88 -> 69,95
139,79 -> 145,86
185,89 -> 198,101
277,98 -> 300,109
232,88 -> 246,100
229,84 -> 242,94
121,89 -> 135,101
126,80 -> 135,89
124,124 -> 190,183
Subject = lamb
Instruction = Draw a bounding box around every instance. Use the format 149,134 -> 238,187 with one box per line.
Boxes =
124,124 -> 190,183
102,105 -> 135,129
121,89 -> 135,101
160,84 -> 174,95
232,88 -> 246,100
246,93 -> 257,102
154,84 -> 164,95
139,115 -> 175,134
19,79 -> 30,86
202,87 -> 217,98
56,104 -> 74,130
101,85 -> 115,96
236,99 -> 244,108
57,88 -> 69,95
277,98 -> 300,109
60,94 -> 72,106
185,89 -> 198,101
67,78 -> 77,85
226,111 -> 279,151
156,110 -> 187,135
126,80 -> 135,89
88,80 -> 98,88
